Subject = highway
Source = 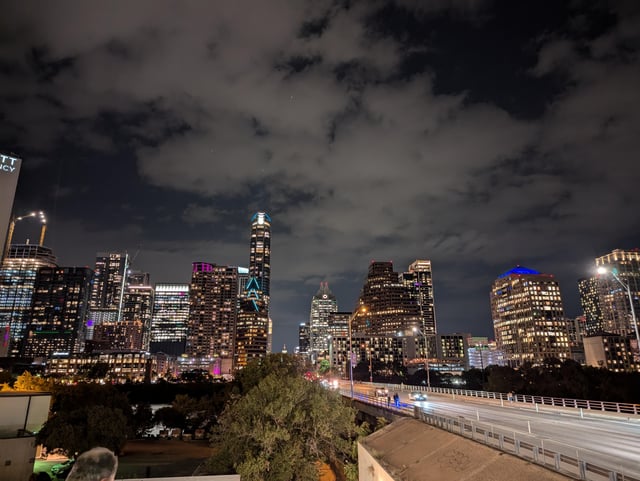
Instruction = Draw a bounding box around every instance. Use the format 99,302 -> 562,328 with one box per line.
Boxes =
343,382 -> 640,479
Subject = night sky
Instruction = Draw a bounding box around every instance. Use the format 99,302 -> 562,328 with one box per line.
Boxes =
2,1 -> 639,352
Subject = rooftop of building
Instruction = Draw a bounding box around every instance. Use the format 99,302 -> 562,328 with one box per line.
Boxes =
360,417 -> 571,481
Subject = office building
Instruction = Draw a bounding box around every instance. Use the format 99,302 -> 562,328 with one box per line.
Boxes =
437,333 -> 469,367
402,260 -> 437,336
298,322 -> 310,354
92,320 -> 145,351
328,311 -> 350,338
235,295 -> 269,368
578,277 -> 603,335
466,339 -> 506,369
121,284 -> 154,350
595,249 -> 640,337
235,213 -> 272,368
21,266 -> 93,358
491,266 -> 570,366
584,333 -> 639,372
47,351 -> 152,383
90,252 -> 127,313
309,282 -> 338,354
187,262 -> 239,373
0,244 -> 57,356
352,261 -> 421,335
150,283 -> 189,356
0,152 -> 22,264
249,212 -> 271,304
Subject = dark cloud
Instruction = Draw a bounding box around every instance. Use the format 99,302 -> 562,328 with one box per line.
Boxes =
2,0 -> 640,350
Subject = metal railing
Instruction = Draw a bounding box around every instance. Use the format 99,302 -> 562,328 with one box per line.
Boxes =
414,407 -> 640,481
377,383 -> 640,415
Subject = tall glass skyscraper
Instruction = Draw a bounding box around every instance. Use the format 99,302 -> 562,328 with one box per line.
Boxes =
249,212 -> 271,304
309,282 -> 337,354
236,212 -> 272,367
0,244 -> 57,356
150,283 -> 190,356
21,266 -> 93,358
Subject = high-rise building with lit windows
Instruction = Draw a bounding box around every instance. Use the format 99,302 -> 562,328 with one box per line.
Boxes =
578,277 -> 603,335
187,262 -> 239,371
249,212 -> 271,304
309,282 -> 338,354
402,260 -> 437,336
353,261 -> 421,335
122,284 -> 154,350
150,283 -> 189,356
594,249 -> 640,337
0,244 -> 57,356
90,253 -> 127,311
21,266 -> 93,358
235,213 -> 272,367
491,266 -> 570,366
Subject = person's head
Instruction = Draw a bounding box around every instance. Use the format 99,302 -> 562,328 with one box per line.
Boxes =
66,447 -> 118,481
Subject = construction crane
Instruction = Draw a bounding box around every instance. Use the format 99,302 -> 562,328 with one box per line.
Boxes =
3,211 -> 47,259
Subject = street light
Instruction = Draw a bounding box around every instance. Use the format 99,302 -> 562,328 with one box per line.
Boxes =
327,335 -> 332,378
348,306 -> 367,398
597,266 -> 640,359
412,326 -> 431,389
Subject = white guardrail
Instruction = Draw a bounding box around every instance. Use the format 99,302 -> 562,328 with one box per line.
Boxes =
414,408 -> 640,481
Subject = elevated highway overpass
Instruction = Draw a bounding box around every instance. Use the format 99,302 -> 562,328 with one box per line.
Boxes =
337,381 -> 640,481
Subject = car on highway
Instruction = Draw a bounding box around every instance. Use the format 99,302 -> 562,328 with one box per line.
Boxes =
374,387 -> 389,397
409,391 -> 427,401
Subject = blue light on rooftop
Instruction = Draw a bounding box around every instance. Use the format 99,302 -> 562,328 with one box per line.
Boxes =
498,266 -> 541,278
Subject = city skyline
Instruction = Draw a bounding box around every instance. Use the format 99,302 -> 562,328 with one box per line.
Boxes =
2,1 -> 640,353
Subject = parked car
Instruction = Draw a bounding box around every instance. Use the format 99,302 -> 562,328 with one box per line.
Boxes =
409,391 -> 427,401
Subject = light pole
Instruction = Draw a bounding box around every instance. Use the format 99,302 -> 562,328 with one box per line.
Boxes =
597,266 -> 640,360
327,335 -> 332,378
413,326 -> 431,389
348,306 -> 366,398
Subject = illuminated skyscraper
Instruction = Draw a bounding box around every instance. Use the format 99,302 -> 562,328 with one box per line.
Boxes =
122,284 -> 154,350
595,249 -> 640,337
235,213 -> 272,367
298,322 -> 310,354
402,260 -> 437,336
353,261 -> 421,335
21,266 -> 93,358
0,152 -> 22,264
249,212 -> 271,304
491,266 -> 570,366
150,283 -> 189,356
90,252 -> 127,311
0,244 -> 57,356
187,262 -> 239,373
578,277 -> 603,335
309,282 -> 338,354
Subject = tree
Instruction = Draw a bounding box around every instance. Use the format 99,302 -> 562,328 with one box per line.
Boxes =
37,405 -> 128,456
13,371 -> 55,392
206,373 -> 360,481
154,406 -> 186,430
234,353 -> 304,395
132,403 -> 155,438
37,383 -> 133,456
